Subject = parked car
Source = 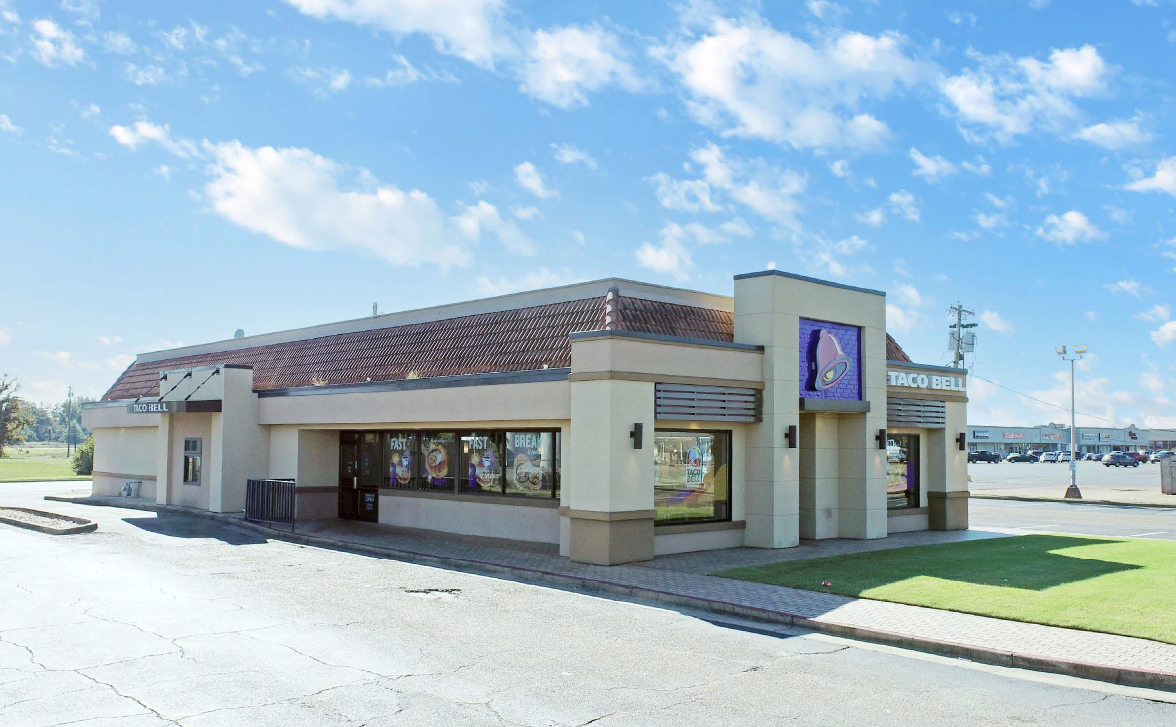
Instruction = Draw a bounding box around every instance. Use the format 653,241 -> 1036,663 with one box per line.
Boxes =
1149,451 -> 1174,463
1102,452 -> 1140,467
1040,451 -> 1060,463
968,450 -> 1002,463
1006,453 -> 1036,463
1058,451 -> 1073,463
1083,452 -> 1101,461
1126,451 -> 1150,463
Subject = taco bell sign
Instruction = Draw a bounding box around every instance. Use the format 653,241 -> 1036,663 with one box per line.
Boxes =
798,319 -> 862,401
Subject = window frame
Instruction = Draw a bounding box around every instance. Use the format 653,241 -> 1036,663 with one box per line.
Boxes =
365,428 -> 560,500
182,437 -> 202,486
886,432 -> 920,510
653,428 -> 733,526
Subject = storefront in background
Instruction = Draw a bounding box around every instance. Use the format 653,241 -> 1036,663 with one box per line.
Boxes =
967,424 -> 1174,455
83,271 -> 969,565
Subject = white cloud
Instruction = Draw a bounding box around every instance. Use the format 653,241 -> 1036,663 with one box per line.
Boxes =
1136,304 -> 1170,322
893,283 -> 923,307
96,335 -> 122,346
1033,210 -> 1105,246
106,354 -> 134,371
108,120 -> 198,158
102,31 -> 136,55
514,161 -> 557,199
941,45 -> 1110,143
888,189 -> 919,222
451,200 -> 535,255
659,219 -> 753,247
1124,156 -> 1176,197
0,327 -> 11,346
806,1 -> 848,21
1074,116 -> 1152,150
909,147 -> 957,182
125,63 -> 168,86
292,67 -> 355,96
656,14 -> 928,150
30,19 -> 85,66
960,156 -> 990,175
829,159 -> 850,177
1139,371 -> 1165,395
154,164 -> 171,182
282,0 -> 512,67
856,207 -> 884,226
886,304 -> 920,334
364,55 -> 443,87
689,142 -> 806,228
0,113 -> 20,135
550,142 -> 597,169
520,25 -> 642,109
636,224 -> 694,281
974,211 -> 1007,229
647,172 -> 722,213
1152,321 -> 1176,347
1103,279 -> 1142,297
804,234 -> 869,277
476,267 -> 585,297
980,309 -> 1015,334
79,103 -> 100,120
512,205 -> 540,220
203,140 -> 472,271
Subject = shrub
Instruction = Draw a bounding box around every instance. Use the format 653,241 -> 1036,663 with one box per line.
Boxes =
72,437 -> 94,476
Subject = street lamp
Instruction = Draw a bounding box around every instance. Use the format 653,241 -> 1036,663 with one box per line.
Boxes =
1055,345 -> 1087,499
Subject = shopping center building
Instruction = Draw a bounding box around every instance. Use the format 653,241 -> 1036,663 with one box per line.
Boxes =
81,271 -> 970,565
967,424 -> 1176,455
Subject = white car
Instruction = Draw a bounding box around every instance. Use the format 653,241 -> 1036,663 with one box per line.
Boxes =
1057,451 -> 1073,463
1040,451 -> 1060,463
1150,451 -> 1174,463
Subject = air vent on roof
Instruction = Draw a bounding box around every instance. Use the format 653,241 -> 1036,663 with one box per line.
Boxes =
233,329 -> 244,339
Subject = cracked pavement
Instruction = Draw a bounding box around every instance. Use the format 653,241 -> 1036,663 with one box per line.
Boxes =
1,482 -> 1174,726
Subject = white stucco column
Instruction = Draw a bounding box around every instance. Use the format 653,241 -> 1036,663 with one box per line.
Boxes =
799,413 -> 839,539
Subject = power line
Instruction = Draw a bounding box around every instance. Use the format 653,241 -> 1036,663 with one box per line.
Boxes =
968,373 -> 1123,427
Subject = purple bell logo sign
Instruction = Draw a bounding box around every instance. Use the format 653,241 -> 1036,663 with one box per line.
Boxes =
813,329 -> 852,391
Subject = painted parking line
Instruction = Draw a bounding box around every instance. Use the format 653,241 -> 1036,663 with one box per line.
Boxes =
1119,532 -> 1167,538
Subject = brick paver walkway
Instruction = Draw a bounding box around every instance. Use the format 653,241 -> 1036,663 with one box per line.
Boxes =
47,493 -> 1176,686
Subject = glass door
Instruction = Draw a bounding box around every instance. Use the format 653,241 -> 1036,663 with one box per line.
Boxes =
886,433 -> 920,510
339,432 -> 359,519
357,432 -> 382,522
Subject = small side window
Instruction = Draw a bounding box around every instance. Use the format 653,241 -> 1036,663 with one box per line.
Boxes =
183,438 -> 202,485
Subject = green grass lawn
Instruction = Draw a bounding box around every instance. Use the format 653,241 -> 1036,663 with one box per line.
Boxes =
714,534 -> 1176,645
0,447 -> 90,482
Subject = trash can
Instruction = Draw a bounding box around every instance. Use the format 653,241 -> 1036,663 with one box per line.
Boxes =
1162,458 -> 1175,496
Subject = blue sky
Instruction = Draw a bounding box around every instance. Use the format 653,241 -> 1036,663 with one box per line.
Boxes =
2,0 -> 1176,430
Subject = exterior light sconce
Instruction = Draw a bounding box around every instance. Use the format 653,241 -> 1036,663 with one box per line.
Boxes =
785,425 -> 797,449
630,423 -> 643,449
876,428 -> 887,449
957,432 -> 967,451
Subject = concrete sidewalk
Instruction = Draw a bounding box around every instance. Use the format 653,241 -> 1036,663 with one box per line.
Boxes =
45,492 -> 1176,693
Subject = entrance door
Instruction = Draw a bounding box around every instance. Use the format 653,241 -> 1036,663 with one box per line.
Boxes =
339,432 -> 359,519
886,433 -> 920,510
357,432 -> 381,522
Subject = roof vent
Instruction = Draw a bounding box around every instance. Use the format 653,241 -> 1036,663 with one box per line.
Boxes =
233,329 -> 244,339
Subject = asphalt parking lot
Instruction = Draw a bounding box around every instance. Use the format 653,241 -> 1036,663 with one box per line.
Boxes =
968,460 -> 1174,505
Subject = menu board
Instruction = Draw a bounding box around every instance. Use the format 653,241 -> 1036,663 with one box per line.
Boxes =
463,434 -> 501,492
420,433 -> 456,490
506,431 -> 552,495
387,433 -> 416,488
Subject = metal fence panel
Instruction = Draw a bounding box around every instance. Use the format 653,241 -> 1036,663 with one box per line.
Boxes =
245,479 -> 297,530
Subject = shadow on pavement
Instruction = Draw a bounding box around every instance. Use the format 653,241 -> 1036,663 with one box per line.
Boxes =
123,515 -> 269,546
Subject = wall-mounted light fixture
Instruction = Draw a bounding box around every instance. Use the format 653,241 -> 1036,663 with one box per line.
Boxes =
785,424 -> 797,449
876,428 -> 887,449
957,432 -> 967,451
630,423 -> 643,450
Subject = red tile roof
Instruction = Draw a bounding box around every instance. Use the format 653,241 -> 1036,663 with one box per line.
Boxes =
101,289 -> 914,401
102,294 -> 735,401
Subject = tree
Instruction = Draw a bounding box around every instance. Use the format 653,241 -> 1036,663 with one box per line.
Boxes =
72,437 -> 94,476
0,375 -> 34,458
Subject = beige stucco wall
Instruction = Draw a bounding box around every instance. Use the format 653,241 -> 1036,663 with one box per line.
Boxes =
92,426 -> 158,489
379,493 -> 560,543
654,527 -> 745,556
568,379 -> 654,514
571,336 -> 763,386
168,413 -> 212,510
258,381 -> 571,426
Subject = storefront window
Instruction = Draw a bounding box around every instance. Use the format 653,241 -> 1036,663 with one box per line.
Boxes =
461,432 -> 503,493
654,431 -> 731,524
384,432 -> 417,490
419,433 -> 456,491
505,431 -> 555,497
886,433 -> 919,509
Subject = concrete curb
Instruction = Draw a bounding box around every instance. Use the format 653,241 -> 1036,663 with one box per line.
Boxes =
0,507 -> 97,535
972,493 -> 1176,509
46,494 -> 1176,693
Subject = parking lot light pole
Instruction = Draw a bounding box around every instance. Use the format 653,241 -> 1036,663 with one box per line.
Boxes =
1055,345 -> 1087,499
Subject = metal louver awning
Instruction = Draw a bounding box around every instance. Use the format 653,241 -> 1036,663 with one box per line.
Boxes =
655,383 -> 762,423
887,397 -> 946,428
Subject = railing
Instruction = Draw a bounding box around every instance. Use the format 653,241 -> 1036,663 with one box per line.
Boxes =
245,479 -> 297,531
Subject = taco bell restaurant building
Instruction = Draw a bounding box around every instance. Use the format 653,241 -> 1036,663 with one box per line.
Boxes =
81,271 -> 970,565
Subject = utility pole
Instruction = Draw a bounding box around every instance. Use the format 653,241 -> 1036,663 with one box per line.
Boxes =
1055,345 -> 1087,499
947,302 -> 976,369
